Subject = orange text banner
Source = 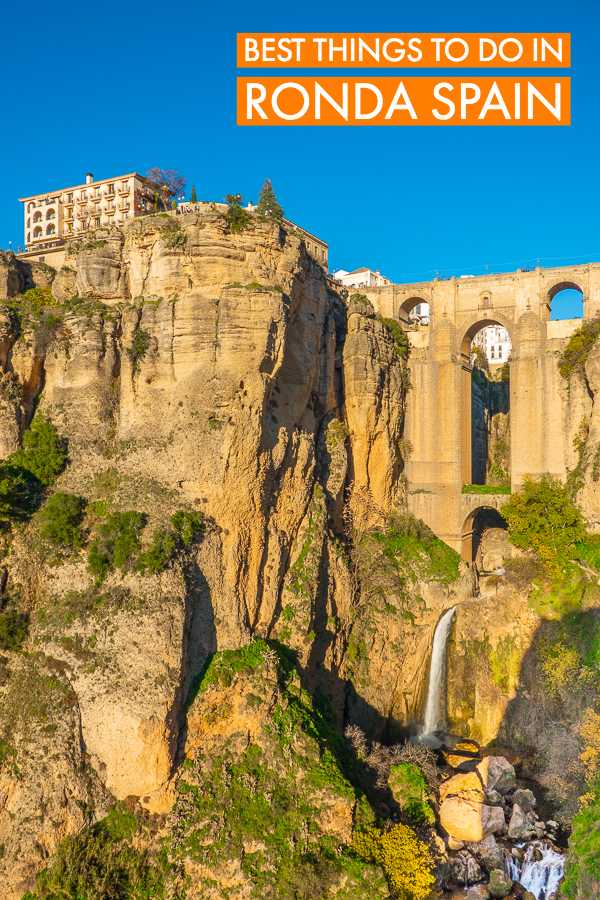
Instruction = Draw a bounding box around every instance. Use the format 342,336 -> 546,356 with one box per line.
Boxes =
237,77 -> 571,126
237,34 -> 570,68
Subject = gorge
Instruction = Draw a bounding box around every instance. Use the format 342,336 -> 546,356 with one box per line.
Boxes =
0,206 -> 597,899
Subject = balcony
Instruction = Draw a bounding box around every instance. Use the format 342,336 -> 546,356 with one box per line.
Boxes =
118,185 -> 130,195
118,201 -> 130,211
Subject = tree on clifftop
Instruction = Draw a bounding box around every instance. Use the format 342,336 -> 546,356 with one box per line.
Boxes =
145,168 -> 188,205
256,178 -> 284,221
190,185 -> 197,203
225,194 -> 250,233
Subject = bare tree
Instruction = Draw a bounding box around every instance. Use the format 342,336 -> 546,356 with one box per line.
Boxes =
345,725 -> 440,792
75,201 -> 95,232
145,168 -> 188,205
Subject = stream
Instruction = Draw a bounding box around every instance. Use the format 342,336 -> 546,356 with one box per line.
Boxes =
505,842 -> 565,900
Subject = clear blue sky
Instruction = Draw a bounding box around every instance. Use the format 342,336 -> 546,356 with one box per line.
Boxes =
2,0 -> 597,318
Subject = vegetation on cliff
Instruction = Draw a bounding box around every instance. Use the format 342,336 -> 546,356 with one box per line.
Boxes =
501,473 -> 586,567
558,319 -> 600,380
24,639 -> 439,899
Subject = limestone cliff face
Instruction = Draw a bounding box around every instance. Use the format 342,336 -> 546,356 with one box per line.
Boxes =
0,213 -> 414,895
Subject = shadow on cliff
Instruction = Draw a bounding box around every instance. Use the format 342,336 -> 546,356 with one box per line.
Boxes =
487,602 -> 600,828
172,557 -> 218,767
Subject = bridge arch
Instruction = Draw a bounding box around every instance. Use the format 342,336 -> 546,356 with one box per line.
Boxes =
461,504 -> 508,563
399,296 -> 429,320
459,312 -> 516,361
547,279 -> 584,301
459,313 -> 515,488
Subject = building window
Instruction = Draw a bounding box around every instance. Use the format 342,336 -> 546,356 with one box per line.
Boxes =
81,190 -> 87,200
27,232 -> 30,242
67,193 -> 73,203
46,224 -> 55,235
94,217 -> 101,228
46,209 -> 55,220
498,347 -> 503,358
107,184 -> 115,195
27,218 -> 30,227
33,211 -> 42,223
482,296 -> 490,308
108,215 -> 114,224
67,224 -> 73,233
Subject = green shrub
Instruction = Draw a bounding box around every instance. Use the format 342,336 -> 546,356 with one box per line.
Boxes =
472,346 -> 489,372
351,822 -> 434,900
23,803 -> 165,900
88,511 -> 145,580
558,320 -> 600,380
126,329 -> 151,372
171,509 -> 203,545
576,535 -> 600,573
388,763 -> 434,825
0,465 -> 30,523
562,783 -> 600,898
21,286 -> 57,308
166,228 -> 188,250
12,417 -> 67,486
0,610 -> 28,651
380,317 -> 409,359
137,527 -> 176,575
501,474 -> 586,566
37,493 -> 86,548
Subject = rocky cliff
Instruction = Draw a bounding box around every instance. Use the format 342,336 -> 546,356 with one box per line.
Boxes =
0,211 -> 598,899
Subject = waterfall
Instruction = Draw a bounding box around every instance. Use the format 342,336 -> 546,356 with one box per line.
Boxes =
505,842 -> 565,900
422,606 -> 456,735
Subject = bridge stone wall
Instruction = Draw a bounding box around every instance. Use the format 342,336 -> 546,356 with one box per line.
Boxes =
362,263 -> 600,558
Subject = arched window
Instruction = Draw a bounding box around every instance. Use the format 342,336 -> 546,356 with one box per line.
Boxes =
33,226 -> 42,238
46,208 -> 56,220
33,211 -> 42,223
27,232 -> 30,242
27,203 -> 34,212
482,296 -> 491,309
46,224 -> 55,235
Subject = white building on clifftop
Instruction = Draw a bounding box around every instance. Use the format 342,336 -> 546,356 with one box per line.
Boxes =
18,171 -> 164,257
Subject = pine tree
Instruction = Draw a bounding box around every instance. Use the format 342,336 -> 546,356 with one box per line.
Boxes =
256,178 -> 284,221
190,185 -> 197,203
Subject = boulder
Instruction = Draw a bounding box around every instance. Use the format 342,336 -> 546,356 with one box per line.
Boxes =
468,834 -> 505,871
512,788 -> 536,812
512,886 -> 537,900
445,739 -> 481,768
450,852 -> 485,885
466,887 -> 489,900
508,804 -> 536,840
439,762 -> 506,842
486,757 -> 516,793
488,869 -> 513,898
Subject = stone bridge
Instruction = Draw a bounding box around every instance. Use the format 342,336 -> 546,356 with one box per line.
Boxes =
362,263 -> 600,560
